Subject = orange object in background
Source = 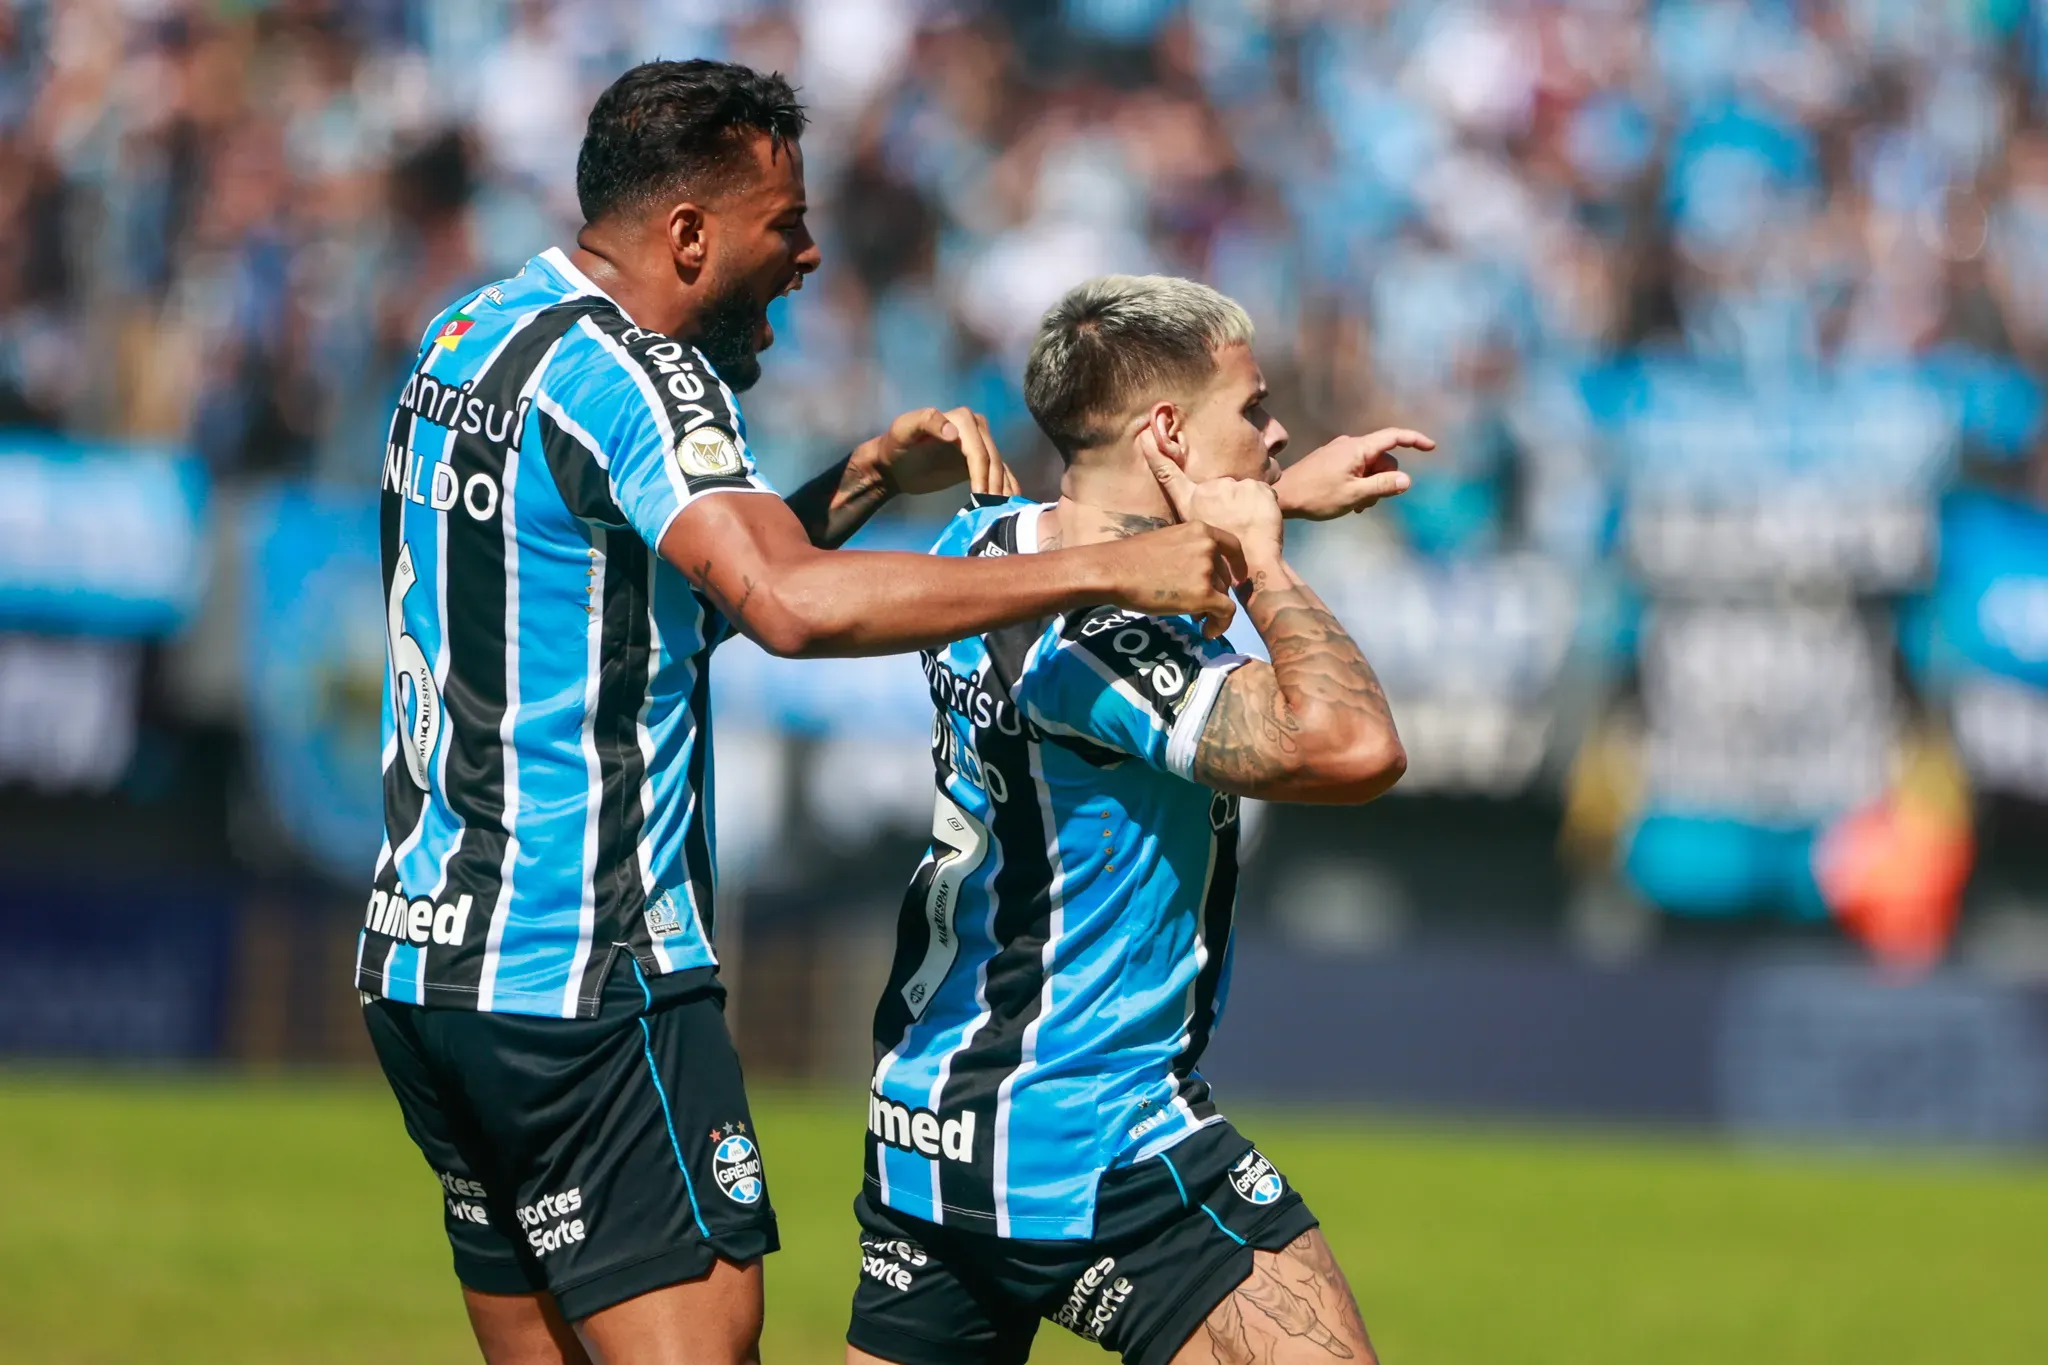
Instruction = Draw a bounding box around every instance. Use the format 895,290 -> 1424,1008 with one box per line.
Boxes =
1813,736 -> 1976,972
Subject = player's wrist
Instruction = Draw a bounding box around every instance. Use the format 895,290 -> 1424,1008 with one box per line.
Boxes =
1238,550 -> 1293,597
845,439 -> 899,502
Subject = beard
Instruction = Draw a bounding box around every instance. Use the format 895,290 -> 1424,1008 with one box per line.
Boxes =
694,276 -> 765,393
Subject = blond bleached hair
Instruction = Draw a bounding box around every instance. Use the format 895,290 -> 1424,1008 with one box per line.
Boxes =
1023,274 -> 1254,460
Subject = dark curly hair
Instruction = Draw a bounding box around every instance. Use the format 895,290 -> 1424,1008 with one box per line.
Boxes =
575,59 -> 808,225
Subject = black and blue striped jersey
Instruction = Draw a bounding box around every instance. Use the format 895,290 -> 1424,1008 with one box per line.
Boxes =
867,498 -> 1253,1238
357,248 -> 774,1019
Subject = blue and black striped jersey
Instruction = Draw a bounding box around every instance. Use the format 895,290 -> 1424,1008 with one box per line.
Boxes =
357,248 -> 775,1019
867,498 -> 1252,1238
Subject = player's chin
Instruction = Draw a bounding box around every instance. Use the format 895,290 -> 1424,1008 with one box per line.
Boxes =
724,350 -> 765,392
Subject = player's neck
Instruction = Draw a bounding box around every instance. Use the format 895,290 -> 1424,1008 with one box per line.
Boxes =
568,238 -> 692,338
1050,460 -> 1177,550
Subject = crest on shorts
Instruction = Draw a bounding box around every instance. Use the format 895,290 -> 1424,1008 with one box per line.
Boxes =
674,426 -> 745,479
1228,1148 -> 1284,1206
712,1132 -> 764,1205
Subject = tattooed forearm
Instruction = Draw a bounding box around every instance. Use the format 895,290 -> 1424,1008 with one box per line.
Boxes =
1192,569 -> 1400,799
783,452 -> 890,549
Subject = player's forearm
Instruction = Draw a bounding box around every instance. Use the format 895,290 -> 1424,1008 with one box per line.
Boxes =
1223,557 -> 1405,802
781,449 -> 892,549
733,545 -> 1122,658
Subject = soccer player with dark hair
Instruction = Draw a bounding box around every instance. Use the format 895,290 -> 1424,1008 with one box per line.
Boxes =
361,65 -> 1246,1365
849,275 -> 1432,1365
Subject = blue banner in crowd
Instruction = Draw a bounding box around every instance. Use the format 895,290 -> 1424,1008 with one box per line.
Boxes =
242,485 -> 385,884
0,434 -> 208,636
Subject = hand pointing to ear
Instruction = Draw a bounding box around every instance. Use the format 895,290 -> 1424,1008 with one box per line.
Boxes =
1143,449 -> 1284,581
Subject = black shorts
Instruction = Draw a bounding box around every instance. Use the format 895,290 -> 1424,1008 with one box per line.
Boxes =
363,959 -> 777,1321
847,1121 -> 1316,1365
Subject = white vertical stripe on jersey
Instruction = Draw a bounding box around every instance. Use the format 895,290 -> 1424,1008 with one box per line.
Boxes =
637,549 -> 674,971
992,737 -> 1069,1239
560,527 -> 609,1017
471,328 -> 565,1011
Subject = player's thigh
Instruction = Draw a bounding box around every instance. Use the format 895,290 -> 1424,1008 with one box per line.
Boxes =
465,1288 -> 592,1365
845,1191 -> 1036,1365
362,999 -> 547,1302
1168,1229 -> 1377,1365
574,1255 -> 763,1365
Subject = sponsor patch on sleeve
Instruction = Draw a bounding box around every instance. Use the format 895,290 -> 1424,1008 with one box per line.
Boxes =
674,426 -> 747,480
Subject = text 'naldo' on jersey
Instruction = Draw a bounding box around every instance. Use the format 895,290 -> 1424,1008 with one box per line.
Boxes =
359,247 -> 776,1021
868,498 -> 1254,1239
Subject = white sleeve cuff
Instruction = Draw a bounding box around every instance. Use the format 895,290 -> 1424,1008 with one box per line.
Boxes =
1165,655 -> 1253,781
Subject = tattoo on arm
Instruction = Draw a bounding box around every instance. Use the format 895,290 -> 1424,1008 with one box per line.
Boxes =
1193,581 -> 1394,795
783,453 -> 890,549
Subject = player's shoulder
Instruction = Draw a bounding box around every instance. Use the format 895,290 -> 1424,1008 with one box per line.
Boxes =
1054,604 -> 1220,663
1027,605 -> 1232,719
497,253 -> 742,440
929,496 -> 1042,559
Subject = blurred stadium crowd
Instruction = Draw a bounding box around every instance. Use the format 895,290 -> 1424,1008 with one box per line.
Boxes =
3,0 -> 2048,981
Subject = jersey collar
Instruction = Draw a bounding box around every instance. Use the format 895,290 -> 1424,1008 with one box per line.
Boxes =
1015,503 -> 1053,554
539,246 -> 624,310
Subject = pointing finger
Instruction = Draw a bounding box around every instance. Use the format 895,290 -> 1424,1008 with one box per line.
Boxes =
1366,428 -> 1435,455
1142,448 -> 1200,523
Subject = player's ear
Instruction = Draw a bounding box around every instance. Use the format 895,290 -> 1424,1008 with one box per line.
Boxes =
666,202 -> 710,277
1144,403 -> 1189,467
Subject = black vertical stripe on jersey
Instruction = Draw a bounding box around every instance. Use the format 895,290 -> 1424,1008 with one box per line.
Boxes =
574,524 -> 653,1013
678,631 -> 719,945
932,706 -> 1055,1228
420,301 -> 598,1002
1171,813 -> 1240,1121
536,409 -> 630,527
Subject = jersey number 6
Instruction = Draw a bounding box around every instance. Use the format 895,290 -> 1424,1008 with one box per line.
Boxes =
387,541 -> 443,791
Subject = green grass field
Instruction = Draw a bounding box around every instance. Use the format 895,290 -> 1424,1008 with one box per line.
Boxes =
1,1075 -> 2042,1364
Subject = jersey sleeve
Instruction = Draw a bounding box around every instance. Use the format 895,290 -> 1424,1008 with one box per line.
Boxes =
1014,607 -> 1252,780
536,311 -> 775,552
